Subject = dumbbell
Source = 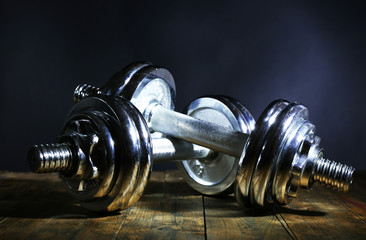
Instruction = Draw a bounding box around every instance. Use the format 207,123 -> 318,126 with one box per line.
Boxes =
73,62 -> 355,206
28,94 -> 254,211
29,63 -> 256,211
28,62 -> 355,211
72,62 -> 256,197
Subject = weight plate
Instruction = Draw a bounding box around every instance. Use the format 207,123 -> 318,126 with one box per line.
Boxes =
113,97 -> 152,209
60,95 -> 152,212
101,63 -> 176,138
101,62 -> 151,97
235,99 -> 310,207
101,63 -> 175,199
60,112 -> 117,203
235,100 -> 289,207
177,96 -> 255,195
250,102 -> 308,207
83,62 -> 176,121
271,119 -> 315,204
119,65 -> 176,120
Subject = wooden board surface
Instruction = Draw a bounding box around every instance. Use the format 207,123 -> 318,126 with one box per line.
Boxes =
0,170 -> 365,239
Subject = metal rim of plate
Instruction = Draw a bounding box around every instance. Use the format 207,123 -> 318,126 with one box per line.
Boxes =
235,99 -> 312,207
59,95 -> 152,212
177,95 -> 255,195
116,63 -> 176,124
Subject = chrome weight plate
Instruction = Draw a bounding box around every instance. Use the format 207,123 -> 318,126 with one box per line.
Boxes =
249,102 -> 308,207
75,62 -> 175,137
59,112 -> 117,204
103,63 -> 176,137
101,62 -> 151,97
60,95 -> 152,212
100,63 -> 175,198
114,64 -> 176,121
112,96 -> 152,209
235,99 -> 310,207
271,118 -> 316,205
235,100 -> 289,207
177,96 -> 255,195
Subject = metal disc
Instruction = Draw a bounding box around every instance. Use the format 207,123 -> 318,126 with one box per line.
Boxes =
59,112 -> 117,203
117,64 -> 176,119
101,63 -> 174,205
250,102 -> 308,207
102,63 -> 176,138
99,62 -> 176,119
234,100 -> 289,207
101,62 -> 151,97
271,113 -> 315,205
235,99 -> 310,207
60,96 -> 152,212
112,97 -> 152,209
177,96 -> 255,195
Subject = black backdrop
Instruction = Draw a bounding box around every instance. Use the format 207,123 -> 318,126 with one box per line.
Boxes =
1,1 -> 365,171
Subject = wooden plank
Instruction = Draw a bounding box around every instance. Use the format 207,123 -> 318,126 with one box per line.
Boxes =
116,171 -> 205,240
0,173 -> 61,235
0,172 -> 90,239
204,194 -> 293,240
0,171 -> 205,240
325,170 -> 366,222
65,213 -> 129,240
1,171 -> 366,239
23,196 -> 112,239
276,182 -> 366,240
26,217 -> 88,240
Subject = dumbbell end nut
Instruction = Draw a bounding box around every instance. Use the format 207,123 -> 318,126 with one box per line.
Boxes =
27,143 -> 74,174
73,84 -> 100,103
313,158 -> 355,192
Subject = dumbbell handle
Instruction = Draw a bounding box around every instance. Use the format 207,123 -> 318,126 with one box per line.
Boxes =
149,105 -> 248,159
29,102 -> 247,174
152,138 -> 214,162
29,137 -> 214,174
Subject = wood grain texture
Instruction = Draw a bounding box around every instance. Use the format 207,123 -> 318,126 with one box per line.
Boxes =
0,171 -> 365,239
115,171 -> 205,240
274,174 -> 366,240
204,195 -> 293,240
327,171 -> 366,222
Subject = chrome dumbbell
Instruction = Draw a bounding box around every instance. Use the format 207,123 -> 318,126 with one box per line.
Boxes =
74,62 -> 355,208
28,94 -> 253,211
28,62 -> 355,212
73,62 -> 255,196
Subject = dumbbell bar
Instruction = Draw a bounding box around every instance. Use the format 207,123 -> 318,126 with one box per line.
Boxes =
30,138 -> 214,171
74,63 -> 247,158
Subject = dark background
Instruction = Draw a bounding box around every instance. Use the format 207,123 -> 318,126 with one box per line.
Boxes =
1,1 -> 365,171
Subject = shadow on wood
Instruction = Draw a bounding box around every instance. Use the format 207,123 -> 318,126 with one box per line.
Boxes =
203,194 -> 326,218
0,176 -> 119,219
